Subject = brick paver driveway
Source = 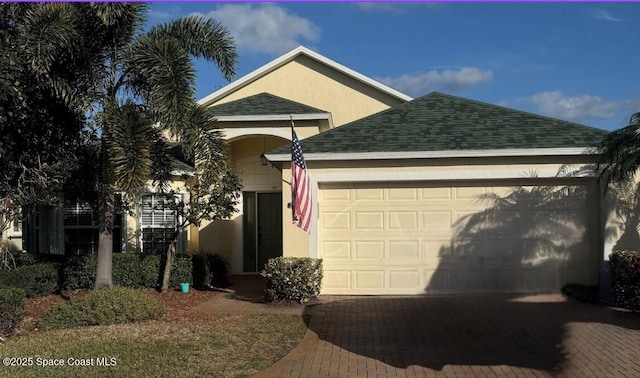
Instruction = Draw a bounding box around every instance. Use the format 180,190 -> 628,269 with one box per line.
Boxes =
255,295 -> 640,378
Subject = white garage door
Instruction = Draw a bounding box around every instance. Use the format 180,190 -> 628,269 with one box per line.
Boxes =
319,181 -> 600,295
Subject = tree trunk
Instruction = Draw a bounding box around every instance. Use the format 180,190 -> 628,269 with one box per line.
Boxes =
95,187 -> 115,289
160,230 -> 179,292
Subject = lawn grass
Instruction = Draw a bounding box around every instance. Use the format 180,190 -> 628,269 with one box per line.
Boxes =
0,314 -> 307,378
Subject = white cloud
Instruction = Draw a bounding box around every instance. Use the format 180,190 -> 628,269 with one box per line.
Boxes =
148,9 -> 173,22
526,91 -> 620,121
355,2 -> 440,13
593,10 -> 622,22
376,67 -> 493,96
194,4 -> 320,55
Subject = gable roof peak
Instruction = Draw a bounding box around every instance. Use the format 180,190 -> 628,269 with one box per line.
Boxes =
197,45 -> 412,107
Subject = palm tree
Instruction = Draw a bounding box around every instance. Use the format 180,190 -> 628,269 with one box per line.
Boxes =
16,3 -> 239,289
598,112 -> 640,185
91,4 -> 238,289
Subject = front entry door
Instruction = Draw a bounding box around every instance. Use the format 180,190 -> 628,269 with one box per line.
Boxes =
257,192 -> 283,270
243,192 -> 282,272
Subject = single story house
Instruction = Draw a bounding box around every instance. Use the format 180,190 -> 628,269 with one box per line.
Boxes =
11,46 -> 629,296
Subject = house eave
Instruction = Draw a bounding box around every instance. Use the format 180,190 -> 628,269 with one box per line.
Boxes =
265,147 -> 597,162
214,113 -> 332,123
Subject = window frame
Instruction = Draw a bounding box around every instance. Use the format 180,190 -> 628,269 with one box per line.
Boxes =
139,193 -> 185,255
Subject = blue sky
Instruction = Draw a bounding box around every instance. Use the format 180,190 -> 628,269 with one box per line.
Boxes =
149,2 -> 640,131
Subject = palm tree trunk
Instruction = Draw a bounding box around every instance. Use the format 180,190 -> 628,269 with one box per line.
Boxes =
95,186 -> 115,289
160,230 -> 179,292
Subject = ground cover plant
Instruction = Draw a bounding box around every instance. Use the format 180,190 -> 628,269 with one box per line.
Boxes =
1,289 -> 307,378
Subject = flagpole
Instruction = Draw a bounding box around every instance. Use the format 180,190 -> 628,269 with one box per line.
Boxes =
290,113 -> 296,224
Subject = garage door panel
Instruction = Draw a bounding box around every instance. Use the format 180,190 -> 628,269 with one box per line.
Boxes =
388,188 -> 419,200
355,271 -> 385,289
354,241 -> 384,259
388,211 -> 419,229
455,186 -> 483,198
323,270 -> 352,290
322,212 -> 351,230
322,188 -> 351,201
319,183 -> 599,295
354,211 -> 384,230
354,188 -> 384,200
389,270 -> 420,289
321,241 -> 351,259
422,211 -> 453,230
420,187 -> 452,200
388,240 -> 420,259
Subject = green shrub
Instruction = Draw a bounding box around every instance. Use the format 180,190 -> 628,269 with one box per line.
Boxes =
170,255 -> 193,287
63,253 -> 193,290
0,287 -> 25,336
12,252 -> 38,267
62,254 -> 97,290
38,287 -> 164,330
112,254 -> 161,288
192,252 -> 230,288
263,257 -> 323,304
610,250 -> 640,311
0,263 -> 60,297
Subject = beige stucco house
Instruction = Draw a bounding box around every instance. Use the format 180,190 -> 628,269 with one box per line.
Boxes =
17,46 -> 627,297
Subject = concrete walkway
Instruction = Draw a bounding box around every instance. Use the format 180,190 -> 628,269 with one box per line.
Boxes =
196,277 -> 640,377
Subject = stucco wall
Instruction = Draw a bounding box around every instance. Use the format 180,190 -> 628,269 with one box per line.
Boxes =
210,56 -> 404,127
601,177 -> 640,261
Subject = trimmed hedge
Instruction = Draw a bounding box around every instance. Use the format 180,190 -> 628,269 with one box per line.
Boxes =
12,252 -> 38,268
263,257 -> 323,304
192,252 -> 230,288
39,287 -> 164,330
0,263 -> 60,297
610,250 -> 640,311
63,254 -> 97,290
0,287 -> 25,336
63,253 -> 193,290
0,253 -> 193,294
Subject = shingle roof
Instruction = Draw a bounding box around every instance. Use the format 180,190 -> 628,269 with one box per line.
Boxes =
167,143 -> 194,173
209,92 -> 327,117
270,92 -> 608,155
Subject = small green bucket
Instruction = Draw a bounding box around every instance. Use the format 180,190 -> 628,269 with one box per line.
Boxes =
180,282 -> 190,293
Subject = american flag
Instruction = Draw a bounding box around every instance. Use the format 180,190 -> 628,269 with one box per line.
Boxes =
291,123 -> 311,232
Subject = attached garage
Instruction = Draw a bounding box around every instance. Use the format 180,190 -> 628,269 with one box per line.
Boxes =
266,92 -> 609,296
318,180 -> 600,295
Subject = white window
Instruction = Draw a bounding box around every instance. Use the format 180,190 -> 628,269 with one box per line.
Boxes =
12,219 -> 21,233
140,194 -> 180,255
63,199 -> 122,255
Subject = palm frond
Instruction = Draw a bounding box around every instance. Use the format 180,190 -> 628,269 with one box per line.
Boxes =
149,15 -> 237,81
20,3 -> 81,76
101,100 -> 153,196
597,118 -> 640,185
149,129 -> 172,193
125,35 -> 195,134
90,2 -> 148,49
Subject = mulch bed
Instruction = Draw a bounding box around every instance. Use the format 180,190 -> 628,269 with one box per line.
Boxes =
15,288 -> 223,337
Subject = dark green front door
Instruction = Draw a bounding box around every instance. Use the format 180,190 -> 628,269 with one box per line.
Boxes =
243,192 -> 282,272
